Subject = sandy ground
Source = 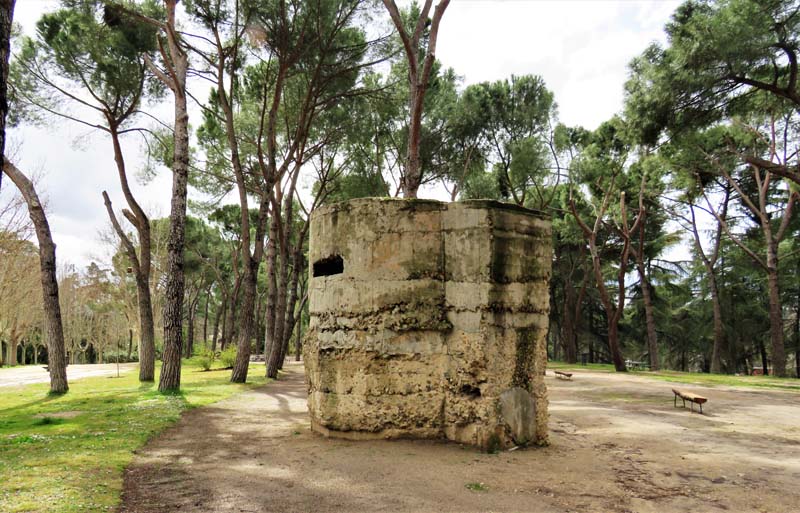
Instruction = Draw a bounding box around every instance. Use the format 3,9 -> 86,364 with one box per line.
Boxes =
0,363 -> 138,387
120,362 -> 800,513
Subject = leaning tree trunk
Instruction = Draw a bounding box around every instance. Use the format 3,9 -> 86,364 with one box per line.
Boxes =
230,261 -> 257,383
157,9 -> 190,392
105,121 -> 156,382
588,241 -> 626,372
3,159 -> 68,393
607,316 -> 626,372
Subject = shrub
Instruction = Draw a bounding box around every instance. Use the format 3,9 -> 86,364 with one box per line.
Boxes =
196,350 -> 214,371
33,416 -> 62,426
219,346 -> 237,369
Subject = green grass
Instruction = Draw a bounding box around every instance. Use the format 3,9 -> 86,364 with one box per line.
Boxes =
465,482 -> 488,492
640,369 -> 800,391
548,361 -> 616,373
549,361 -> 800,391
0,360 -> 269,513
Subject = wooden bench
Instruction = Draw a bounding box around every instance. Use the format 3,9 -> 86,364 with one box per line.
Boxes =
554,370 -> 573,380
672,388 -> 707,414
626,359 -> 650,371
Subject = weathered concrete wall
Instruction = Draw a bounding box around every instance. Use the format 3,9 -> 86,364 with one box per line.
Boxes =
303,198 -> 551,450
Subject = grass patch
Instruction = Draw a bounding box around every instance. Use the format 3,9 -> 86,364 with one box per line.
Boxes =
548,361 -> 616,373
0,359 -> 269,512
549,361 -> 800,392
465,482 -> 488,492
32,416 -> 64,426
641,370 -> 800,391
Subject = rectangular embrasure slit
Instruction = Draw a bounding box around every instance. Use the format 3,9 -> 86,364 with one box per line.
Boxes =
313,254 -> 344,277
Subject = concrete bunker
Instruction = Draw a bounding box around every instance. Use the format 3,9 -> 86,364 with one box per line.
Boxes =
303,198 -> 552,450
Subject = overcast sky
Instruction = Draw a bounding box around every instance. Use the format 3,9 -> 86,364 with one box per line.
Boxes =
5,0 -> 683,268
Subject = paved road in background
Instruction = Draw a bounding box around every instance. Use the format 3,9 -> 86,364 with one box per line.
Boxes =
0,363 -> 138,387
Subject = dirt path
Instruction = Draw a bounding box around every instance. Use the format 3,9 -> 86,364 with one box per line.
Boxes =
0,363 -> 137,387
121,362 -> 800,513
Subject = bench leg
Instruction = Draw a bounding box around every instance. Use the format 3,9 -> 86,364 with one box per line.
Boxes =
699,403 -> 703,414
674,395 -> 677,408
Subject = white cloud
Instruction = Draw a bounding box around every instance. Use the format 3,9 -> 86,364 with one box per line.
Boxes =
436,0 -> 682,129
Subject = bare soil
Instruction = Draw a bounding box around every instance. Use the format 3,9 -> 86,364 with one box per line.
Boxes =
120,362 -> 800,513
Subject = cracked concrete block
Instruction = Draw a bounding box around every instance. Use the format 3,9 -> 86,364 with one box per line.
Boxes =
304,198 -> 551,450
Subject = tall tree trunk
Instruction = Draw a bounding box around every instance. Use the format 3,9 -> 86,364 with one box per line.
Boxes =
759,339 -> 769,376
127,328 -> 133,360
185,299 -> 196,359
765,241 -> 786,377
270,239 -> 290,375
7,336 -> 15,365
0,0 -> 13,193
213,295 -> 224,352
561,283 -> 578,364
793,299 -> 800,379
294,311 -> 303,362
589,242 -> 626,372
569,189 -> 632,372
606,315 -> 625,372
709,273 -> 725,374
264,217 -> 280,377
3,159 -> 68,393
135,277 -> 155,380
103,122 -> 156,382
157,0 -> 190,393
635,260 -> 659,370
222,283 -> 239,350
275,189 -> 301,372
202,287 -> 210,346
230,263 -> 257,382
104,190 -> 155,380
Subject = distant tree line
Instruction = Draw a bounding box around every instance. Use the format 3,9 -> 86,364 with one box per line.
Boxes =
1,0 -> 799,400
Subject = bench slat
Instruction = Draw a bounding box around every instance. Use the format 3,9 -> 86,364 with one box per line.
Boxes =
672,388 -> 707,403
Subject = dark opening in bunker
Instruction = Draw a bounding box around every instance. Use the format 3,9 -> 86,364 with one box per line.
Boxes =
460,384 -> 482,398
313,254 -> 344,277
